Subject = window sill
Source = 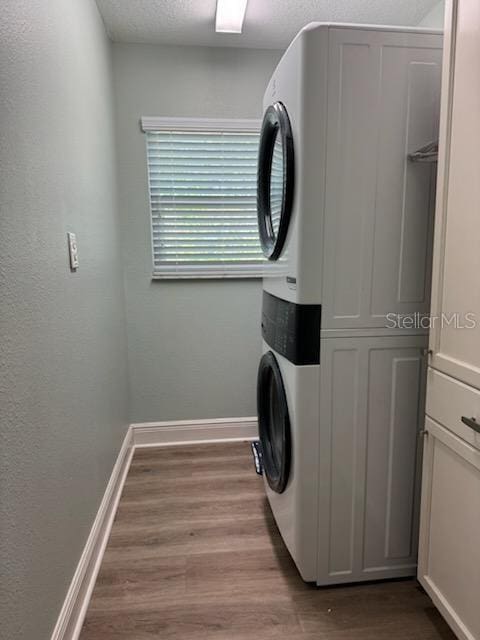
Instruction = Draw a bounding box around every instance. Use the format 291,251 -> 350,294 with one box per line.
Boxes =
152,271 -> 264,281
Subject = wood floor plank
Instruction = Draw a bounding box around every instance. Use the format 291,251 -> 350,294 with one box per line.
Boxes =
80,598 -> 302,640
87,556 -> 187,611
79,442 -> 456,640
103,517 -> 283,562
119,473 -> 261,501
294,587 -> 449,635
114,493 -> 270,525
185,546 -> 307,597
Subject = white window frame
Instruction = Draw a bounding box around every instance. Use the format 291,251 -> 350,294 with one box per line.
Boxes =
141,116 -> 263,280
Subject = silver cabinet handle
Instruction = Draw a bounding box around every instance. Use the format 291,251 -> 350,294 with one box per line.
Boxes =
461,416 -> 480,434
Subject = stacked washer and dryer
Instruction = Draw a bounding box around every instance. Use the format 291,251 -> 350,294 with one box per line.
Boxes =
256,23 -> 443,585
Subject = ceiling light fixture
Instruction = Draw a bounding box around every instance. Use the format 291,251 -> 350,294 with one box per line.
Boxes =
215,0 -> 248,33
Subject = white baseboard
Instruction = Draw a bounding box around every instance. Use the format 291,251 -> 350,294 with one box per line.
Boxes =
131,416 -> 258,448
50,427 -> 134,640
51,416 -> 257,639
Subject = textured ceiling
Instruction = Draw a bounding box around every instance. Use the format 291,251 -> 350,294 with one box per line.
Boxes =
96,0 -> 441,49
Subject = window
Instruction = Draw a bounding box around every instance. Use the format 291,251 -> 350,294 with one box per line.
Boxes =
141,117 -> 264,278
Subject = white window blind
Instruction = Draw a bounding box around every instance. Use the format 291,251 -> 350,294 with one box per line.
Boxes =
143,117 -> 263,278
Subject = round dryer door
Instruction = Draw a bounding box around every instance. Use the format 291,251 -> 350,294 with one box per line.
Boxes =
257,351 -> 291,493
257,102 -> 295,260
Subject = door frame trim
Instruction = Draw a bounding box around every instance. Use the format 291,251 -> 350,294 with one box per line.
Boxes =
428,0 -> 459,362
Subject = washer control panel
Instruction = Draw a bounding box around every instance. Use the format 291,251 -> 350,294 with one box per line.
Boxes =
261,291 -> 321,365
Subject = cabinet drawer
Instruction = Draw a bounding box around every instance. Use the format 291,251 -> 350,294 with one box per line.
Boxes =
426,367 -> 480,450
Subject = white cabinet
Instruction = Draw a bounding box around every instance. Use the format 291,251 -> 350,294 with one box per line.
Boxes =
322,30 -> 442,329
429,0 -> 480,389
318,334 -> 427,584
419,418 -> 480,640
420,1 -> 480,638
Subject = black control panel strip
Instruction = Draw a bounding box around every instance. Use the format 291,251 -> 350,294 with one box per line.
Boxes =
261,291 -> 321,365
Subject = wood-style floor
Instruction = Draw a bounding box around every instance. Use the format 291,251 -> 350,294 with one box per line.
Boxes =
79,442 -> 455,640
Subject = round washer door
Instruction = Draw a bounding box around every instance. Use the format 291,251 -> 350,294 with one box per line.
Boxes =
257,102 -> 295,260
257,351 -> 291,493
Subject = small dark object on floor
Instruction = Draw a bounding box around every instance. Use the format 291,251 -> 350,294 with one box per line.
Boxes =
251,440 -> 263,475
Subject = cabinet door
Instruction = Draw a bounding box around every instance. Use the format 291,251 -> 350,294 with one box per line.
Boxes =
322,29 -> 441,330
317,335 -> 427,584
418,417 -> 480,640
429,0 -> 480,388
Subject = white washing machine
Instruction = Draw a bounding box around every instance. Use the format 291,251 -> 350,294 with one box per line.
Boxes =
257,294 -> 321,581
256,23 -> 443,585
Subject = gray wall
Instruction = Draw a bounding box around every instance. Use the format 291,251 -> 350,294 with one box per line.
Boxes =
419,1 -> 445,27
112,43 -> 281,423
0,2 -> 129,639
